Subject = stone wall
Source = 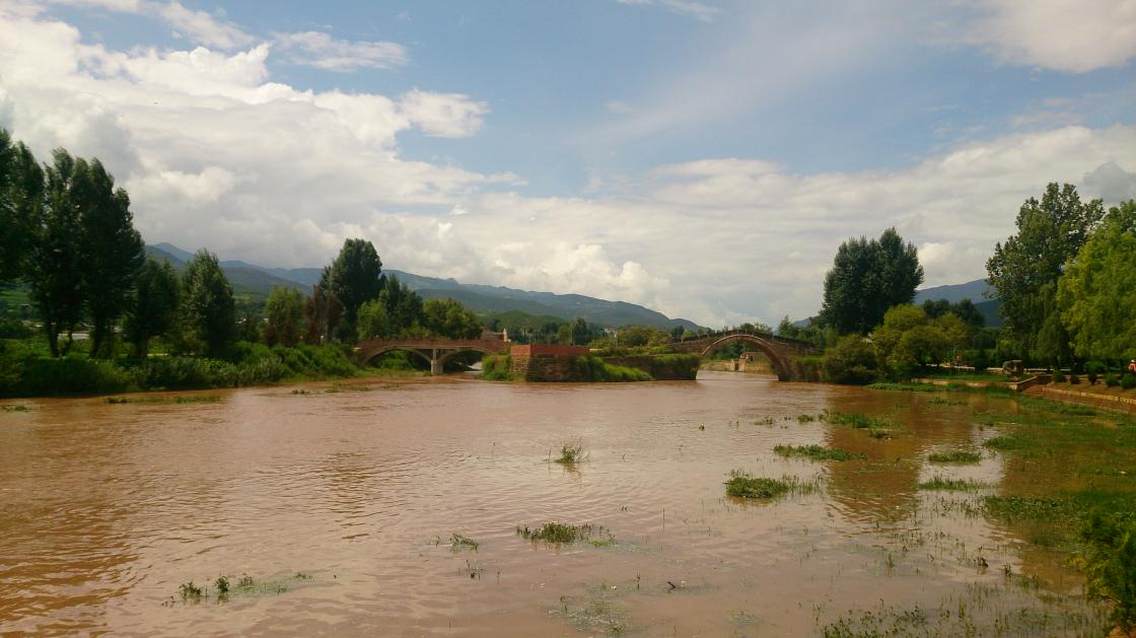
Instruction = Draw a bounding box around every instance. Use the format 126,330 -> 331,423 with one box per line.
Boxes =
509,345 -> 590,382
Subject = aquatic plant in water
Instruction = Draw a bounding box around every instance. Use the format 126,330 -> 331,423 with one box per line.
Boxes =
724,471 -> 817,499
773,444 -> 865,461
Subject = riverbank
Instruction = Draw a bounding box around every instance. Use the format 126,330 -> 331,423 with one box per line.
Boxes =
0,339 -> 428,399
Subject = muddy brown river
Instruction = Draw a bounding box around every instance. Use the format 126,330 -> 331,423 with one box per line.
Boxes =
0,372 -> 1108,636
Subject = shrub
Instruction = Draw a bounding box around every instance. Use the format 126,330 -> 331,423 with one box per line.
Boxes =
15,356 -> 137,395
1106,373 -> 1121,388
481,354 -> 512,381
1054,371 -> 1067,382
822,335 -> 879,385
572,355 -> 651,382
1122,375 -> 1136,390
1069,374 -> 1081,385
1081,511 -> 1136,631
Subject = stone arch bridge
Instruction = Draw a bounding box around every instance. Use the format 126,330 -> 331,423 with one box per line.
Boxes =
355,338 -> 508,375
670,330 -> 818,381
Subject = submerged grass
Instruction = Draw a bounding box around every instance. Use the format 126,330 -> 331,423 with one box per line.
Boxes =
773,444 -> 865,462
725,470 -> 818,500
825,410 -> 898,439
554,440 -> 587,465
517,522 -> 611,545
449,533 -> 479,551
918,477 -> 985,491
927,449 -> 982,464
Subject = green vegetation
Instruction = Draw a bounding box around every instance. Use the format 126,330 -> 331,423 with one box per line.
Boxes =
449,534 -> 479,551
1058,200 -> 1136,361
516,522 -> 610,544
480,353 -> 512,381
554,441 -> 586,465
1081,511 -> 1136,631
927,449 -> 981,464
917,477 -> 984,491
725,471 -> 816,499
988,183 -> 1104,366
773,444 -> 864,461
571,355 -> 652,382
819,228 -> 923,335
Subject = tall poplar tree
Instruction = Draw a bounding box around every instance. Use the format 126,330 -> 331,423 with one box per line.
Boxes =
78,158 -> 144,357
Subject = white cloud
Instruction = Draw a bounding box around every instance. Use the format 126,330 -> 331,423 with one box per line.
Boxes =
617,0 -> 719,22
962,0 -> 1136,72
399,89 -> 489,138
274,31 -> 407,71
157,1 -> 253,49
2,9 -> 1134,327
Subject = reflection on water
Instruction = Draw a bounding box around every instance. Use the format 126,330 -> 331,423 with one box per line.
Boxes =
0,372 -> 1107,635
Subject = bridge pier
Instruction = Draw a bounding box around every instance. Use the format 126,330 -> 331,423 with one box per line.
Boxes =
429,349 -> 443,376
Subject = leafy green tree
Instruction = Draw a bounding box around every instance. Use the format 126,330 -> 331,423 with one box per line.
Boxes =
321,239 -> 383,339
922,298 -> 984,330
77,158 -> 144,357
28,150 -> 86,357
0,130 -> 43,284
303,284 -> 342,344
263,287 -> 305,347
987,183 -> 1104,363
820,228 -> 923,334
422,298 -> 482,339
356,298 -> 392,340
617,325 -> 670,347
377,275 -> 423,336
124,258 -> 180,357
822,334 -> 879,385
181,250 -> 236,357
871,305 -> 968,379
1058,200 -> 1136,360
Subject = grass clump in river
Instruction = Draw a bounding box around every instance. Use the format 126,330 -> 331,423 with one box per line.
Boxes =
927,449 -> 982,464
1,403 -> 29,412
773,444 -> 865,461
449,533 -> 479,551
825,410 -> 898,439
517,522 -> 611,545
554,440 -> 587,465
918,476 -> 984,491
725,470 -> 818,500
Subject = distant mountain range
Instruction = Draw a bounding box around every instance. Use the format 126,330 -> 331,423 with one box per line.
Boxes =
145,243 -> 701,331
791,277 -> 1003,328
914,278 -> 1001,327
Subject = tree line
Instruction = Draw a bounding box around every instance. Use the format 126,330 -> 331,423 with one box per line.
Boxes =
0,129 -> 485,363
804,181 -> 1135,383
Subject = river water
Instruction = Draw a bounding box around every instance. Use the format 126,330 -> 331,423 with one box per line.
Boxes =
0,372 -> 1106,636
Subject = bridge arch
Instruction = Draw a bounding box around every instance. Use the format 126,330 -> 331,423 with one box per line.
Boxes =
359,345 -> 433,367
699,334 -> 794,381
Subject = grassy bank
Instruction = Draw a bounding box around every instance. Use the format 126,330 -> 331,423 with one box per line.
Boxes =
0,338 -> 413,397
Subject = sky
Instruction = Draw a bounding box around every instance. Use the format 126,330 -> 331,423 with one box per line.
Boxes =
0,0 -> 1134,326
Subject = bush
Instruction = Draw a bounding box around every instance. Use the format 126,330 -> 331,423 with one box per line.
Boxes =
1106,373 -> 1121,388
15,356 -> 137,395
0,319 -> 34,339
572,355 -> 651,382
1123,375 -> 1136,390
1081,511 -> 1136,631
1054,370 -> 1067,382
1069,374 -> 1081,385
481,354 -> 512,381
822,335 -> 878,385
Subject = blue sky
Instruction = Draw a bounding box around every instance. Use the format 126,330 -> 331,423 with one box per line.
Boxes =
2,1 -> 1135,325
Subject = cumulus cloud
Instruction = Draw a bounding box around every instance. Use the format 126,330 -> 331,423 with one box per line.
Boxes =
962,0 -> 1136,72
274,31 -> 408,71
2,8 -> 1135,327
